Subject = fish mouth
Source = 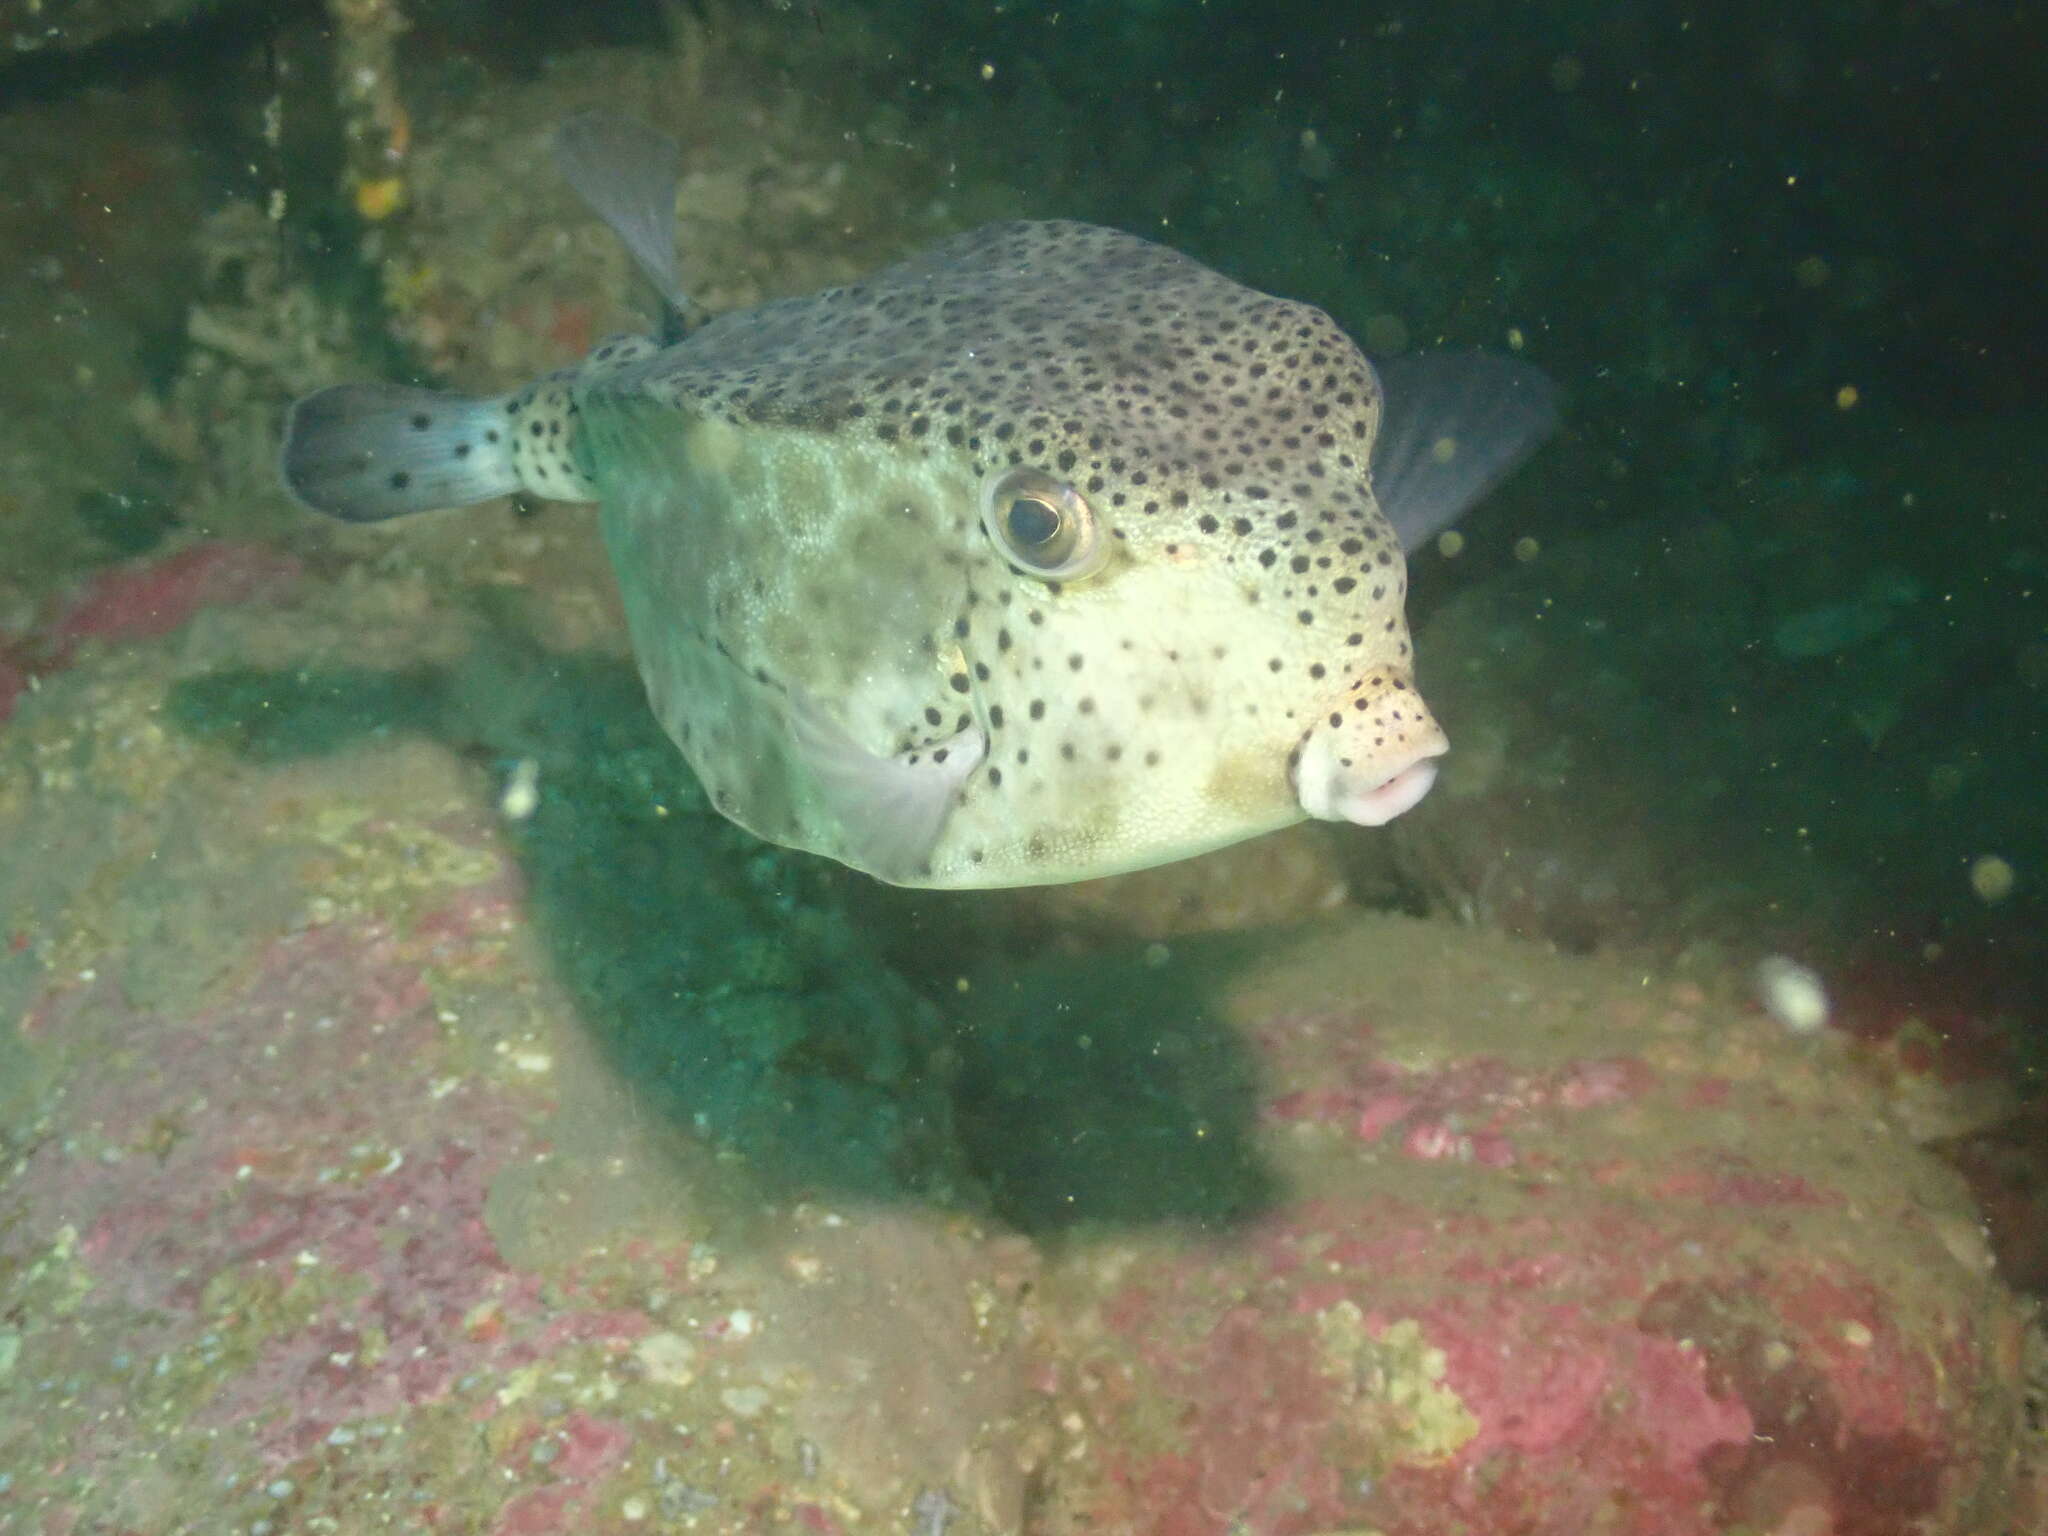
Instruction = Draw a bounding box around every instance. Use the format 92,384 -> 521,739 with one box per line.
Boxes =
1331,754 -> 1442,826
1291,697 -> 1450,827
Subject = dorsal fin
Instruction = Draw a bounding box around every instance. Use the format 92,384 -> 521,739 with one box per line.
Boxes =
551,111 -> 706,341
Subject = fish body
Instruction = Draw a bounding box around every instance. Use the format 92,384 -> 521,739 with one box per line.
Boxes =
283,115 -> 1557,888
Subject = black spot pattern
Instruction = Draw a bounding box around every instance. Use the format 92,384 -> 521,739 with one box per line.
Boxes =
603,223 -> 1398,602
573,221 -> 1425,884
505,339 -> 661,503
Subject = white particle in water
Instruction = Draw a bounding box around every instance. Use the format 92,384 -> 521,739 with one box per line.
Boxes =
1754,955 -> 1829,1035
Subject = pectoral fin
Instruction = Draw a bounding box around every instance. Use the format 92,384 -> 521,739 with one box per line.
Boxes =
783,692 -> 986,882
1371,352 -> 1560,552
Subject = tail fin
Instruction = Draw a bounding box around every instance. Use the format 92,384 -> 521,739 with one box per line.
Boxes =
281,383 -> 520,522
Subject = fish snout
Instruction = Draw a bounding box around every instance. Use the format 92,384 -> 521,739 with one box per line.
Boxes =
1291,675 -> 1450,827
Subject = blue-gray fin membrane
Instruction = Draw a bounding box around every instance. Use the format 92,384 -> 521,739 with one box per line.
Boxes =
551,110 -> 704,341
280,383 -> 519,521
783,690 -> 987,883
1371,351 -> 1561,553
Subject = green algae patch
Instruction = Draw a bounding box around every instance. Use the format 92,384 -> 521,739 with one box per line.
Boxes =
166,664 -> 446,763
1315,1304 -> 1481,1469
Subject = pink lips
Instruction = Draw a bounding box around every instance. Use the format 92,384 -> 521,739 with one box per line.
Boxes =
1337,755 -> 1442,826
1290,688 -> 1451,828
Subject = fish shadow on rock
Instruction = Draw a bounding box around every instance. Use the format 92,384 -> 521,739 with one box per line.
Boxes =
932,933 -> 1277,1236
167,612 -> 1273,1234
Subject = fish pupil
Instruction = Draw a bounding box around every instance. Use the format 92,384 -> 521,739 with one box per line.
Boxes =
1007,495 -> 1062,549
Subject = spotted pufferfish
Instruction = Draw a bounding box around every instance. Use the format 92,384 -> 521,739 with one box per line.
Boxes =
282,112 -> 1557,888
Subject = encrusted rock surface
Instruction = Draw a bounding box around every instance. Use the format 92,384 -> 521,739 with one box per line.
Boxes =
0,541 -> 2037,1533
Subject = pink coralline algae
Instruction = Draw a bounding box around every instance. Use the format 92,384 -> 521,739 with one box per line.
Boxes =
485,1413 -> 637,1536
1055,1197 -> 1770,1534
1031,956 -> 2034,1536
50,541 -> 302,645
0,915 -> 658,1496
193,1140 -> 555,1453
1649,1157 -> 1837,1209
0,590 -> 2035,1534
1638,1277 -> 1956,1535
1044,1181 -> 2021,1535
0,540 -> 301,722
1267,1037 -> 1657,1170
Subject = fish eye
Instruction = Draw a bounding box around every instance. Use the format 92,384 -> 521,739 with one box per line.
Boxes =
980,467 -> 1105,582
